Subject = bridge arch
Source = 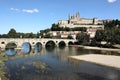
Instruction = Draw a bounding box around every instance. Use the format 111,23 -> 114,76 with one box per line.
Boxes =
35,42 -> 42,52
58,41 -> 66,47
35,42 -> 42,46
68,41 -> 74,45
5,42 -> 17,49
45,40 -> 56,48
21,42 -> 32,48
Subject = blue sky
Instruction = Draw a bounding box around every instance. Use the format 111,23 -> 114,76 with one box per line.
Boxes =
0,0 -> 119,34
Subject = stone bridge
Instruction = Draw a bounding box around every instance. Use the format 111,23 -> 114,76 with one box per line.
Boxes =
0,38 -> 77,49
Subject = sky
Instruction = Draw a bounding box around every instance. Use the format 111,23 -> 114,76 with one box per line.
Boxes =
0,0 -> 120,34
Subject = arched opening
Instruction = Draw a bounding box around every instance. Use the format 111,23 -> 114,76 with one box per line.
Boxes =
5,42 -> 17,56
32,42 -> 35,44
35,42 -> 42,52
74,41 -> 80,45
5,42 -> 17,49
45,40 -> 56,51
68,41 -> 74,45
1,42 -> 5,44
58,41 -> 66,49
21,42 -> 31,54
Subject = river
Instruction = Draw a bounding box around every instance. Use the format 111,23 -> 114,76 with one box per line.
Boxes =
2,44 -> 120,80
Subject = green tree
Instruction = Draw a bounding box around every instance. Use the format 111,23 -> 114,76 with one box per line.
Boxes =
23,32 -> 36,38
113,28 -> 120,44
44,33 -> 52,38
76,32 -> 89,43
104,19 -> 120,29
36,32 -> 40,38
1,34 -> 9,38
95,30 -> 106,41
51,23 -> 60,31
7,28 -> 18,38
104,29 -> 114,44
67,35 -> 73,39
64,27 -> 70,31
95,28 -> 120,44
71,27 -> 86,31
39,28 -> 51,38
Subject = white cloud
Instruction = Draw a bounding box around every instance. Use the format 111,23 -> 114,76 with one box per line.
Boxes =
10,8 -> 20,12
22,9 -> 39,13
107,0 -> 117,3
10,8 -> 39,13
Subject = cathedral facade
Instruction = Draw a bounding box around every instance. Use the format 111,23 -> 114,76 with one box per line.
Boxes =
58,12 -> 104,29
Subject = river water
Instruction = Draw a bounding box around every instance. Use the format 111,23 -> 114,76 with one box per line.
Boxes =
3,45 -> 120,80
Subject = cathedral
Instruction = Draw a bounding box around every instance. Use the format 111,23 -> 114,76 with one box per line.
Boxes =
58,12 -> 104,29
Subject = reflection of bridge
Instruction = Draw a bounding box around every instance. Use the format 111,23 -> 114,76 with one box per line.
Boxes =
0,38 -> 77,49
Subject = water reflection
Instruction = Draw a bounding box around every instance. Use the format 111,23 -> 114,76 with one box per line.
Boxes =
68,58 -> 120,80
45,41 -> 56,52
4,46 -> 120,80
59,46 -> 65,49
58,41 -> 66,48
34,43 -> 42,52
46,46 -> 55,52
5,48 -> 16,56
21,42 -> 31,54
5,42 -> 32,56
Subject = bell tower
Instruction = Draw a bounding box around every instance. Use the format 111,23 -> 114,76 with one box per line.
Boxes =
68,14 -> 71,20
76,12 -> 80,20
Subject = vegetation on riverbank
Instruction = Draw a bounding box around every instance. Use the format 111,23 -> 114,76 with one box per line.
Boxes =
0,55 -> 9,80
75,20 -> 120,48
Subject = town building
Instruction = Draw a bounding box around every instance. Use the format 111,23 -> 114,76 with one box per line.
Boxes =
49,31 -> 81,39
50,12 -> 105,39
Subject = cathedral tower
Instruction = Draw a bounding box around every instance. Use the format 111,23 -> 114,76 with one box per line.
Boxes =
76,12 -> 80,20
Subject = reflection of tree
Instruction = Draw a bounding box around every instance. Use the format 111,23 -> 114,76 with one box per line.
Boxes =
68,57 -> 80,68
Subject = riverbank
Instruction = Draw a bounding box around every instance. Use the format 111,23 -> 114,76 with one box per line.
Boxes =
70,45 -> 120,52
69,54 -> 120,69
0,53 -> 9,80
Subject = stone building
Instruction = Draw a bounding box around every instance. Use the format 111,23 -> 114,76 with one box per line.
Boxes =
54,12 -> 104,38
50,12 -> 106,39
58,12 -> 104,29
49,31 -> 81,39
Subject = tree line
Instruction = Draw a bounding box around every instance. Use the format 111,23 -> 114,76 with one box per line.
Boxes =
0,28 -> 37,38
94,19 -> 120,45
104,19 -> 120,29
0,24 -> 87,38
51,23 -> 87,32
